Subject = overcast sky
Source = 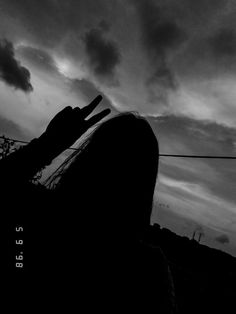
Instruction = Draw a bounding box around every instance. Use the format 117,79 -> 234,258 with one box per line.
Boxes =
0,0 -> 236,256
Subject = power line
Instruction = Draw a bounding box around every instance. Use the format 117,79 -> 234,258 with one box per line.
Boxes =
159,154 -> 236,159
1,135 -> 236,159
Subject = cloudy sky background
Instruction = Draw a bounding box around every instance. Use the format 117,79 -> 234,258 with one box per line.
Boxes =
0,0 -> 236,256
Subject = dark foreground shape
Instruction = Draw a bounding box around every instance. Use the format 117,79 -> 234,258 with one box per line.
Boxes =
2,98 -> 177,313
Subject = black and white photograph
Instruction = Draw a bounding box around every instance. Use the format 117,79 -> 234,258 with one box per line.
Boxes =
1,1 -> 236,312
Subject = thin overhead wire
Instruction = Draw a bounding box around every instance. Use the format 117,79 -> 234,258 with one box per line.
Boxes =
1,135 -> 236,159
159,154 -> 236,159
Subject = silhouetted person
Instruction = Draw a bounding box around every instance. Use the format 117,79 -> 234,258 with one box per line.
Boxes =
2,96 -> 177,313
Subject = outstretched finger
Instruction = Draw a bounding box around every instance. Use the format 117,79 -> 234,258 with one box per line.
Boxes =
80,95 -> 103,118
86,108 -> 111,128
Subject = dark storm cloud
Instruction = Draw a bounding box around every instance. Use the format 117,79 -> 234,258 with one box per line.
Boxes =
132,0 -> 187,89
83,28 -> 121,84
171,0 -> 226,24
208,28 -> 236,59
0,0 -> 64,47
167,0 -> 236,80
1,0 -> 234,85
0,0 -> 114,51
0,39 -> 33,92
138,6 -> 186,54
1,0 -> 86,47
147,60 -> 177,90
149,114 -> 236,204
215,234 -> 230,244
0,0 -> 123,87
129,0 -> 233,82
98,20 -> 111,33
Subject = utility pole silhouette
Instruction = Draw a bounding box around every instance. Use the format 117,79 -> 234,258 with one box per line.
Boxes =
192,227 -> 204,243
198,232 -> 204,243
192,230 -> 196,240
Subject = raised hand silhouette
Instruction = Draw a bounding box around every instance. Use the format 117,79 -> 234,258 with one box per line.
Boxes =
38,95 -> 111,160
0,95 -> 111,184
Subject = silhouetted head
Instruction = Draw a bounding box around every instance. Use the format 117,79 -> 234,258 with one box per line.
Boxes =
48,113 -> 159,240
